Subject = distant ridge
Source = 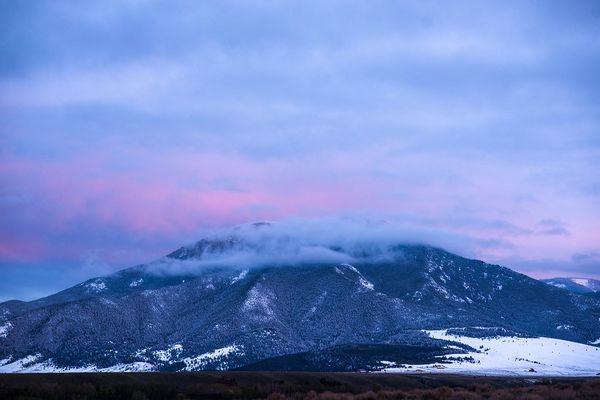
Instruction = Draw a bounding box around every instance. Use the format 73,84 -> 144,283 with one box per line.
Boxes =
542,277 -> 600,294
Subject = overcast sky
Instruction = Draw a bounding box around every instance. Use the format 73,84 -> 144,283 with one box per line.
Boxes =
1,0 -> 599,301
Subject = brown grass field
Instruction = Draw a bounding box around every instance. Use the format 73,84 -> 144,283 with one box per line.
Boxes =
1,372 -> 599,399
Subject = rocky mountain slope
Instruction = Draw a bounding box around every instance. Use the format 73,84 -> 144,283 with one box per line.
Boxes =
1,223 -> 599,372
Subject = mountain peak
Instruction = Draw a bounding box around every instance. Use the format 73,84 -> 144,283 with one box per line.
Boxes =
1,242 -> 599,373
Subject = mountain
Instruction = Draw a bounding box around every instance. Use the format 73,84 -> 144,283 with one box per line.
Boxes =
1,223 -> 600,373
542,277 -> 600,294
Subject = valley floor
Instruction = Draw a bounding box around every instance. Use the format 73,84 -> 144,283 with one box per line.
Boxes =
382,329 -> 600,376
4,329 -> 599,376
0,372 -> 599,399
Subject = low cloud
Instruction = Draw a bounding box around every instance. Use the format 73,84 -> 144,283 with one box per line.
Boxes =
535,219 -> 570,236
571,252 -> 600,263
145,216 -> 507,276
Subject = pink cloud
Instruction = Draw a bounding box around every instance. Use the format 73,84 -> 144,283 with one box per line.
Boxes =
1,144 -> 598,277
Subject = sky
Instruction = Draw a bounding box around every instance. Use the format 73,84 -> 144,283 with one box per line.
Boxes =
1,0 -> 599,301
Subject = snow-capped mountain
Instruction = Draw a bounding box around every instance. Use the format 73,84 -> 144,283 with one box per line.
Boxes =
542,277 -> 600,294
1,223 -> 600,374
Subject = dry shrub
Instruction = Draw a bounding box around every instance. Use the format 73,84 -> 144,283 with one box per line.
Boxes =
319,391 -> 355,400
267,393 -> 288,400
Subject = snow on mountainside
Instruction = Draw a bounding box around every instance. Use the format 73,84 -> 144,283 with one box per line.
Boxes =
1,222 -> 600,373
542,277 -> 600,294
383,329 -> 600,376
0,354 -> 155,373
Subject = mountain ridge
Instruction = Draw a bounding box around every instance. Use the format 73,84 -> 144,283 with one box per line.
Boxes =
1,224 -> 600,372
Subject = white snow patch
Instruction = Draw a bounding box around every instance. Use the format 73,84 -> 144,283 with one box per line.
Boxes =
382,329 -> 600,376
0,321 -> 12,338
0,355 -> 155,373
341,263 -> 360,274
429,280 -> 465,303
340,264 -> 374,291
242,285 -> 275,319
182,345 -> 242,371
99,362 -> 154,372
547,281 -> 567,289
590,338 -> 600,345
359,277 -> 374,290
230,269 -> 249,284
571,278 -> 591,287
86,279 -> 107,293
129,278 -> 143,287
556,324 -> 574,331
153,344 -> 183,362
0,354 -> 43,372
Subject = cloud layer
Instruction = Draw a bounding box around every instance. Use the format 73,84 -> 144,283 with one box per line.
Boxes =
146,217 -> 488,275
